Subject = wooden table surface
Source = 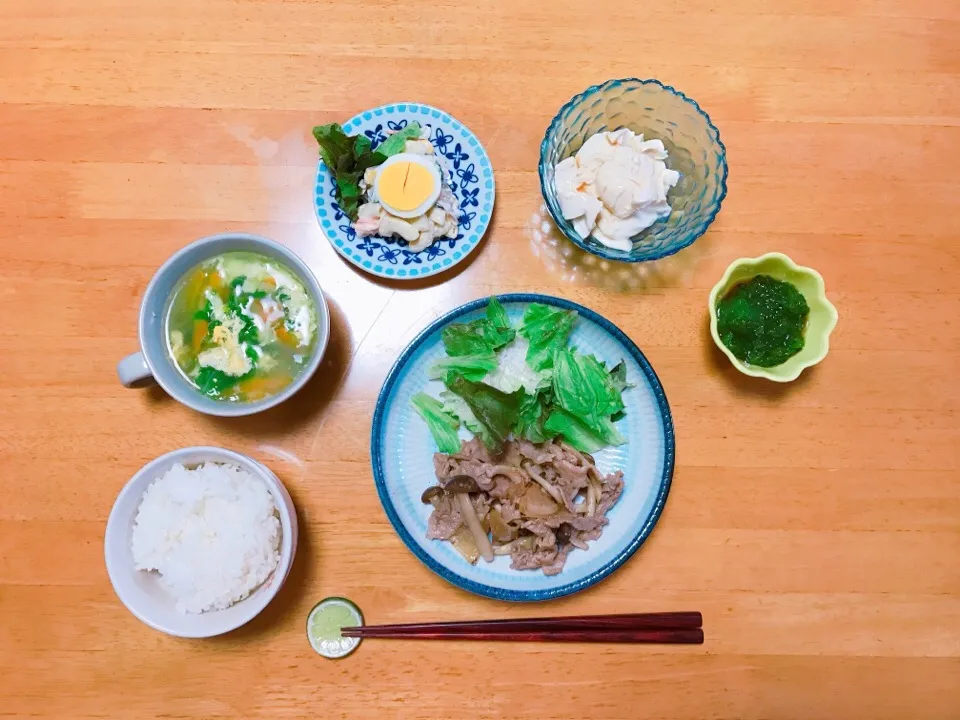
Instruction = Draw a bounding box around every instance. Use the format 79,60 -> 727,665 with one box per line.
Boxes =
2,1 -> 959,718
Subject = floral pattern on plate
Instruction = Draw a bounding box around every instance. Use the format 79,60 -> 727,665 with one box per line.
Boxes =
314,103 -> 495,280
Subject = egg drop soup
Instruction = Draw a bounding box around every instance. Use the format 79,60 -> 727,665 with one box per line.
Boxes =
166,252 -> 318,402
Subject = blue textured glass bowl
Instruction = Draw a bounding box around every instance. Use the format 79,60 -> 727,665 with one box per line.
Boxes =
539,78 -> 728,263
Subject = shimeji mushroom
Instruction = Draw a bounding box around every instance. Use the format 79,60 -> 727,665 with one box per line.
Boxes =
555,523 -> 573,546
420,484 -> 480,564
445,475 -> 494,563
420,486 -> 445,507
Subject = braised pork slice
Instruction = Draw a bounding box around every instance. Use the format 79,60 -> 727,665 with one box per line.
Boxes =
426,438 -> 625,575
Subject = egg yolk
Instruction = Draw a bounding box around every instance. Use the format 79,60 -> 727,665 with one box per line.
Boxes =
377,161 -> 437,213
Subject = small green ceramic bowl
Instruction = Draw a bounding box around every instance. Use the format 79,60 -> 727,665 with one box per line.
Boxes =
708,252 -> 838,382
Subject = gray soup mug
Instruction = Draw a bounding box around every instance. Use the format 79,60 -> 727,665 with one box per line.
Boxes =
118,233 -> 331,417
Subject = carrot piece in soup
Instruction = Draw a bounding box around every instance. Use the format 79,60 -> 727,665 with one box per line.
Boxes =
183,268 -> 207,309
266,373 -> 293,391
238,373 -> 292,401
237,376 -> 267,400
192,320 -> 209,352
274,324 -> 299,348
250,300 -> 271,324
206,270 -> 227,299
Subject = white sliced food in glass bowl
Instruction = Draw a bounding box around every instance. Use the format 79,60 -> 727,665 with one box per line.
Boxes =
554,129 -> 680,252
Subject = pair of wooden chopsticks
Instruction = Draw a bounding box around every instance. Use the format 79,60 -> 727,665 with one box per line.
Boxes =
341,611 -> 703,644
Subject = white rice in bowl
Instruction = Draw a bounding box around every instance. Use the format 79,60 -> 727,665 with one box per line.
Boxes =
131,462 -> 281,614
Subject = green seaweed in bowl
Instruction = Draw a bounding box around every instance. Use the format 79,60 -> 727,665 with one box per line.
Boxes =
716,275 -> 809,368
708,253 -> 838,383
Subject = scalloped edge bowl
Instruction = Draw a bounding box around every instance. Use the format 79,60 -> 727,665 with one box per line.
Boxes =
708,253 -> 839,382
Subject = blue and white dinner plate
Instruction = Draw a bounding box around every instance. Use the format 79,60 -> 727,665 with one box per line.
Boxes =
370,294 -> 675,601
314,103 -> 495,280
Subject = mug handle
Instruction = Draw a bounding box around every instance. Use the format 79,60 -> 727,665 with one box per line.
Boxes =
117,352 -> 155,388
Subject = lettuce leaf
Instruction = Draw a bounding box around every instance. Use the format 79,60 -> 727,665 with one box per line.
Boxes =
411,392 -> 462,454
313,123 -> 352,170
411,298 -> 630,456
313,122 -> 387,221
608,360 -> 632,420
609,360 -> 632,393
441,390 -> 497,449
427,352 -> 498,383
518,303 -> 578,371
580,353 -> 626,419
486,296 -> 511,331
377,122 -> 422,157
445,374 -> 524,451
514,388 -> 556,444
552,349 -> 625,435
441,298 -> 515,356
482,337 -> 549,395
543,408 -> 624,453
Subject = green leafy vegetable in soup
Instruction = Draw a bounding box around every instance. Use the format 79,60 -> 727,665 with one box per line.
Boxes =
166,251 -> 317,402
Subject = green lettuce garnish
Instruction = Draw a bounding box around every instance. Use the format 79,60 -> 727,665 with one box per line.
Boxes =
313,121 -> 422,221
609,360 -> 631,393
518,303 -> 578,371
441,297 -> 515,356
445,374 -> 524,452
608,360 -> 632,420
441,390 -> 497,449
485,294 -> 511,330
377,122 -> 422,156
411,393 -> 462,454
313,123 -> 386,221
514,387 -> 555,444
543,408 -> 624,453
410,298 -> 630,455
482,337 -> 549,395
551,349 -> 625,436
427,352 -> 498,383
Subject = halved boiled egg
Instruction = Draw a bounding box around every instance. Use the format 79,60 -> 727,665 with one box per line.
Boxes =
373,153 -> 442,219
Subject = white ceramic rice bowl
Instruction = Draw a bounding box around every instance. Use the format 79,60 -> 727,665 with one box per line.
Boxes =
104,446 -> 298,638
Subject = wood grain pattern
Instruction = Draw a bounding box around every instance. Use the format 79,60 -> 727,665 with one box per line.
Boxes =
1,0 -> 958,718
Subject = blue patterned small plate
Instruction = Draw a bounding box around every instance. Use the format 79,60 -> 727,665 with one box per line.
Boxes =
314,103 -> 495,280
370,294 -> 675,601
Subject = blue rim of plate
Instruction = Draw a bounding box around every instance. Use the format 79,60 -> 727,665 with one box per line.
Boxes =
538,77 -> 728,263
314,102 -> 495,280
370,293 -> 676,601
